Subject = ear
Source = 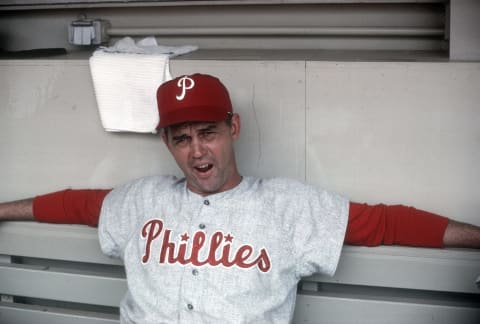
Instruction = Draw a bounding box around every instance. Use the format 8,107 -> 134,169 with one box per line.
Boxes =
230,113 -> 241,141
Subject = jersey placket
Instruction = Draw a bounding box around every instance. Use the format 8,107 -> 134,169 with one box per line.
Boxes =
178,195 -> 217,322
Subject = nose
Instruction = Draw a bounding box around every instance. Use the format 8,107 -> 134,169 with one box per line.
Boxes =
190,137 -> 206,159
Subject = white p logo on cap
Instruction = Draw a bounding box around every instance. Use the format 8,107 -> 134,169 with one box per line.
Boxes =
176,76 -> 195,101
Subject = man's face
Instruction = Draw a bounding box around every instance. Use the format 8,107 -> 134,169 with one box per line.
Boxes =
162,114 -> 241,196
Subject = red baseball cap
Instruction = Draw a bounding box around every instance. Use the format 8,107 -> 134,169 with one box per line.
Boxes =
156,73 -> 233,129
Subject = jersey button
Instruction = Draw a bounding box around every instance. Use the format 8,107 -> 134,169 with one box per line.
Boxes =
203,199 -> 210,205
192,269 -> 199,276
199,223 -> 206,229
187,303 -> 194,310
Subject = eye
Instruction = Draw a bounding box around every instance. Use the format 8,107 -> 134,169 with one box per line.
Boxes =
173,135 -> 190,146
200,131 -> 216,140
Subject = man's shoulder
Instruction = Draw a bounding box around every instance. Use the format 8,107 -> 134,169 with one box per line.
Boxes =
247,176 -> 347,204
108,175 -> 185,198
245,176 -> 316,197
252,176 -> 313,190
129,175 -> 183,187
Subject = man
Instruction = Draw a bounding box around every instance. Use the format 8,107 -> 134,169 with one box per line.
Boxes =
1,73 -> 479,323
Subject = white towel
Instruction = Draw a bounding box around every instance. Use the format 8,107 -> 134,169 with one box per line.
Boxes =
89,37 -> 197,133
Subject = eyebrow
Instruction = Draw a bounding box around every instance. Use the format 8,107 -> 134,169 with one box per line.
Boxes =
170,123 -> 219,141
197,124 -> 218,132
172,134 -> 189,142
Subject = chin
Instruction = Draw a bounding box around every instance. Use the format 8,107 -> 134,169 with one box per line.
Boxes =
200,185 -> 222,195
190,181 -> 222,195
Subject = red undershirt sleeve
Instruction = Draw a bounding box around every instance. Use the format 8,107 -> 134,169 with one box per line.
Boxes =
33,189 -> 112,227
345,202 -> 449,248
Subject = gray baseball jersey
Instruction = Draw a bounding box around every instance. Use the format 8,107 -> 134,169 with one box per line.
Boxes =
98,175 -> 349,323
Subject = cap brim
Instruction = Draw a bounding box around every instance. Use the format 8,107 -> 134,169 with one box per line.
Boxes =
158,106 -> 229,129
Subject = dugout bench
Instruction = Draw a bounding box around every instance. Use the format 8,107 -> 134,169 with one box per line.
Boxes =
0,221 -> 479,324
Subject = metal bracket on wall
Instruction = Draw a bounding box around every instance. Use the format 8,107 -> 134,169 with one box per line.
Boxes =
68,15 -> 110,46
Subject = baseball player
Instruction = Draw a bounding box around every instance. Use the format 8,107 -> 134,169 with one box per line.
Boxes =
1,74 -> 479,323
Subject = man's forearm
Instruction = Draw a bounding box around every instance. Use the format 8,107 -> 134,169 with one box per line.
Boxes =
1,189 -> 110,226
0,198 -> 34,221
443,219 -> 480,248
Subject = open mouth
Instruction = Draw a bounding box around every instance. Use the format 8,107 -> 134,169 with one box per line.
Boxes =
194,163 -> 213,173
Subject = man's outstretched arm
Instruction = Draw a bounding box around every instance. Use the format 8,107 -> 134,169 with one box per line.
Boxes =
2,192 -> 480,249
0,189 -> 111,226
345,202 -> 480,248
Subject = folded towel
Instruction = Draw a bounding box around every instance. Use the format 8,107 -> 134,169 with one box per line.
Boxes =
90,52 -> 170,133
89,37 -> 197,133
